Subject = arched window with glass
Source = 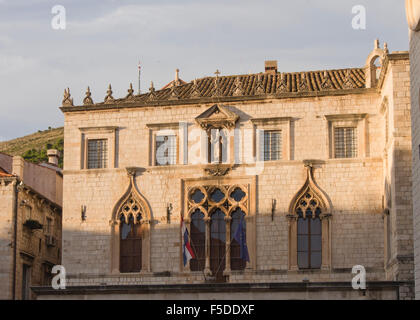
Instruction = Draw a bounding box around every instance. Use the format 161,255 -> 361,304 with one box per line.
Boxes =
185,184 -> 250,277
288,165 -> 332,271
119,211 -> 142,273
230,207 -> 246,271
190,209 -> 205,271
297,201 -> 322,269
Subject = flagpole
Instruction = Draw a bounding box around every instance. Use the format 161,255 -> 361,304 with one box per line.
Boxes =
138,61 -> 141,95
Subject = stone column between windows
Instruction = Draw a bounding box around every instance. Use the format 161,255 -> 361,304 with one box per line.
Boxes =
223,216 -> 232,275
204,216 -> 212,275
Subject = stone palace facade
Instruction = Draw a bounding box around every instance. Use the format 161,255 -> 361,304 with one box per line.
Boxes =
34,41 -> 414,299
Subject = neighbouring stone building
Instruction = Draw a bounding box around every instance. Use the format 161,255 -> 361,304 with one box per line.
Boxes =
34,40 -> 414,300
406,0 -> 420,300
0,152 -> 62,300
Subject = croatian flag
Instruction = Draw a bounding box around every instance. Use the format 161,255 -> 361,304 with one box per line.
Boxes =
181,216 -> 195,266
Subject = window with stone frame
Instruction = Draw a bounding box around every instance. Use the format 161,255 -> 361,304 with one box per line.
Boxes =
87,139 -> 108,169
288,165 -> 331,271
334,127 -> 357,158
155,134 -> 177,166
263,130 -> 282,161
186,185 -> 249,277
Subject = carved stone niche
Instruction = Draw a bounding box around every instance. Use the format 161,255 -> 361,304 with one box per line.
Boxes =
195,104 -> 239,132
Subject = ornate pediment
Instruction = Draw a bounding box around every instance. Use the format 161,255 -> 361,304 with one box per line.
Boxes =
195,104 -> 239,131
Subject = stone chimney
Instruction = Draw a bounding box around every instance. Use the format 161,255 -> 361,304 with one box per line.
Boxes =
12,156 -> 24,178
47,149 -> 60,166
265,60 -> 278,74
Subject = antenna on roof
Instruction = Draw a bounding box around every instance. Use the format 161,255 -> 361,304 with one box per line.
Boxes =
137,61 -> 142,95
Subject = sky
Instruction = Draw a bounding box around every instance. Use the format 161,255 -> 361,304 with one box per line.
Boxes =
0,0 -> 409,141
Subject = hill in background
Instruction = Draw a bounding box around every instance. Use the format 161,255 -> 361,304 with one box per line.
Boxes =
0,127 -> 64,168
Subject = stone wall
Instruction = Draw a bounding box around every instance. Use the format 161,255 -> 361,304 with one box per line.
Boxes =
410,29 -> 420,299
0,178 -> 16,300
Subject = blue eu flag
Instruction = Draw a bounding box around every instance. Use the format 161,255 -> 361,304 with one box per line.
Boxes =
233,216 -> 250,262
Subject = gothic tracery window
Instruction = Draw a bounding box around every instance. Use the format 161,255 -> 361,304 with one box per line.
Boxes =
186,185 -> 249,276
288,166 -> 331,271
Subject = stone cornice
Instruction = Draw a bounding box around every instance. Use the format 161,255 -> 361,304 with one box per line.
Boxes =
78,126 -> 118,133
31,281 -> 413,296
60,88 -> 376,113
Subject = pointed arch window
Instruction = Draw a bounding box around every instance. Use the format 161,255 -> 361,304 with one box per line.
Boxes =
111,168 -> 152,274
288,164 -> 332,271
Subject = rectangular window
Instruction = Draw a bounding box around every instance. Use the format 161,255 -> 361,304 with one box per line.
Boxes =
334,127 -> 357,158
263,130 -> 282,161
46,217 -> 52,234
155,135 -> 176,166
87,139 -> 108,169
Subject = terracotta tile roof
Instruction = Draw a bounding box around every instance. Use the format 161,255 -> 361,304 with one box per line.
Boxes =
0,166 -> 13,177
126,68 -> 364,103
63,67 -> 366,109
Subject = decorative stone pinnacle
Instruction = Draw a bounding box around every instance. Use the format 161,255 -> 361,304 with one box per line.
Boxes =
83,86 -> 93,105
374,39 -> 380,49
104,84 -> 114,103
62,87 -> 74,106
126,83 -> 134,98
149,81 -> 155,92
